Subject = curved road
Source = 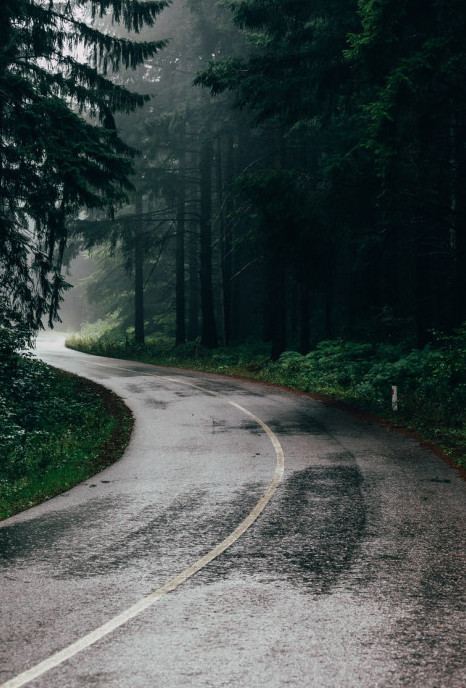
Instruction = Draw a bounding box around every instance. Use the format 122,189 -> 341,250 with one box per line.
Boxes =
1,334 -> 465,687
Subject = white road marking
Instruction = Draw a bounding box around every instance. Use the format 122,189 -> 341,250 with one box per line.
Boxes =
2,365 -> 284,688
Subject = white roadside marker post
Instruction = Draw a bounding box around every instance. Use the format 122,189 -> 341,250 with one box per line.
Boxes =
391,385 -> 398,412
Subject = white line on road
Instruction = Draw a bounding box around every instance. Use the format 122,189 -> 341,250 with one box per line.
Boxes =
2,367 -> 285,688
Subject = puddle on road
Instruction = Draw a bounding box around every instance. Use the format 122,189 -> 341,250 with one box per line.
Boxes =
125,383 -> 145,394
0,466 -> 367,596
211,419 -> 228,434
192,465 -> 367,595
266,416 -> 326,435
324,450 -> 356,462
235,409 -> 328,437
0,485 -> 266,582
144,399 -> 168,409
0,496 -> 126,567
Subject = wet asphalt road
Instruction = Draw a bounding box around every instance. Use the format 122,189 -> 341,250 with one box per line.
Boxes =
1,335 -> 465,687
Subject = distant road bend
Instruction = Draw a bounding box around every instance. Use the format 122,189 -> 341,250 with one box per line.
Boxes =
0,333 -> 465,688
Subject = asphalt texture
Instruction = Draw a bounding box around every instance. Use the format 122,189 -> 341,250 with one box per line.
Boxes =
1,334 -> 465,687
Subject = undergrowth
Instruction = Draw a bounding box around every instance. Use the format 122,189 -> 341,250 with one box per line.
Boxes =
0,340 -> 133,520
67,327 -> 466,472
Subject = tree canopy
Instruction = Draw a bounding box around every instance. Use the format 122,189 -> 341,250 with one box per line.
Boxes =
7,0 -> 466,353
193,0 -> 466,347
0,0 -> 167,335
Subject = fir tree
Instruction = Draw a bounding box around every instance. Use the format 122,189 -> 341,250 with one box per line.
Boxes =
0,0 -> 168,336
347,0 -> 466,342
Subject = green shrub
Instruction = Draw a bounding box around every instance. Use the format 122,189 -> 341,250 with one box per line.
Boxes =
67,323 -> 466,470
0,350 -> 131,519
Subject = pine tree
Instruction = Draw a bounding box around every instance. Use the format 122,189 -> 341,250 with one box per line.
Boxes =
0,0 -> 168,335
196,0 -> 360,352
347,0 -> 466,342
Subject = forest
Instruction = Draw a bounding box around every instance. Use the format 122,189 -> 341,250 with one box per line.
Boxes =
61,0 -> 466,359
1,0 -> 466,355
2,0 -> 466,515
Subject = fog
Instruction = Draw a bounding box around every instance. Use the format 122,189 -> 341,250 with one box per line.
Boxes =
56,0 -> 465,352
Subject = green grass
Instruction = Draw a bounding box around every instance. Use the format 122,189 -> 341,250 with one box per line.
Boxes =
66,330 -> 466,474
0,354 -> 133,520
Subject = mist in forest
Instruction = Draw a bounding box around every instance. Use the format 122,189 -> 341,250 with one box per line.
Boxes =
60,0 -> 466,356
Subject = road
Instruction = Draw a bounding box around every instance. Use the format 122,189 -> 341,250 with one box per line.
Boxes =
1,334 -> 465,687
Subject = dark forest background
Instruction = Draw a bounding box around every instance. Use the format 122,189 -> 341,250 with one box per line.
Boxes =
54,0 -> 466,358
1,0 -> 466,357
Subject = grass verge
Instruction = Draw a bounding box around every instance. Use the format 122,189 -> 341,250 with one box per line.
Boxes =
66,332 -> 466,475
0,356 -> 133,521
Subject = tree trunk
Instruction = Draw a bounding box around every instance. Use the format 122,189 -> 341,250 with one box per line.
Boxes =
264,259 -> 287,360
216,133 -> 234,345
187,222 -> 199,341
300,285 -> 311,354
134,193 -> 145,346
264,125 -> 287,359
199,138 -> 218,348
325,272 -> 334,340
453,122 -> 466,327
175,126 -> 186,346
